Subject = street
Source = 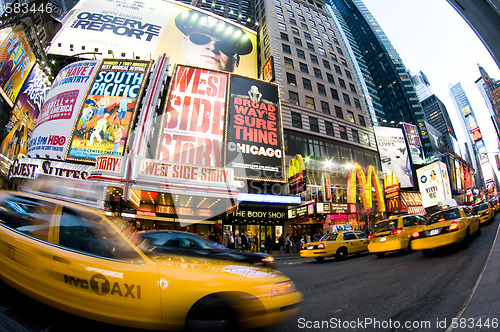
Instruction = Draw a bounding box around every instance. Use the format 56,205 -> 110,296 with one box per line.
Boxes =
0,216 -> 498,332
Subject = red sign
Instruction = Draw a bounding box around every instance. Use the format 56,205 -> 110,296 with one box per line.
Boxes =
471,127 -> 482,141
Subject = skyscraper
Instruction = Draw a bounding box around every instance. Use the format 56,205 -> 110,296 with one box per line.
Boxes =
328,0 -> 432,155
476,64 -> 500,140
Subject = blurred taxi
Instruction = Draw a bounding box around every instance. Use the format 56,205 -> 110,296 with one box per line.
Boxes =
472,202 -> 494,224
368,214 -> 427,257
300,228 -> 369,261
0,191 -> 302,331
411,206 -> 480,253
488,198 -> 500,214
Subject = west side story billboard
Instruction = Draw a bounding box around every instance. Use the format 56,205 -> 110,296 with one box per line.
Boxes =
47,0 -> 257,78
152,65 -> 285,184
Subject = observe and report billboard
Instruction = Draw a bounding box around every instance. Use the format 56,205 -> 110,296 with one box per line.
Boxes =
48,0 -> 257,78
151,65 -> 285,184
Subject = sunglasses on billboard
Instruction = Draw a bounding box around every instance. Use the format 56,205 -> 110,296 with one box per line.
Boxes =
188,32 -> 237,56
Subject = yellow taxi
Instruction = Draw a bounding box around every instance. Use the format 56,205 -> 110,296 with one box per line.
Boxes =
300,226 -> 369,262
368,214 -> 428,257
472,202 -> 494,224
489,198 -> 500,214
411,206 -> 481,254
0,191 -> 302,331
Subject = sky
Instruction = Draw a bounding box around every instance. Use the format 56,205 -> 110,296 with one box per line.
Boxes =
362,0 -> 500,157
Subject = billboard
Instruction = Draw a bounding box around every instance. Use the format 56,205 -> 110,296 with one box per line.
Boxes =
226,75 -> 284,181
66,59 -> 152,162
402,122 -> 425,165
374,126 -> 413,188
0,25 -> 37,107
416,161 -> 452,208
28,60 -> 99,160
153,65 -> 285,186
47,0 -> 257,78
0,64 -> 50,161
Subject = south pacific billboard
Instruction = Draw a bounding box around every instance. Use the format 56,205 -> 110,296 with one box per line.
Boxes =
28,60 -> 99,160
0,64 -> 50,161
47,0 -> 257,78
374,126 -> 414,188
0,25 -> 37,107
66,59 -> 152,162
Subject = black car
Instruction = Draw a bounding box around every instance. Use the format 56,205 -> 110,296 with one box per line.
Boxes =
135,230 -> 276,268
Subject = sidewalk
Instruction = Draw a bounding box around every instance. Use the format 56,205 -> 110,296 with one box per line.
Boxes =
450,219 -> 500,331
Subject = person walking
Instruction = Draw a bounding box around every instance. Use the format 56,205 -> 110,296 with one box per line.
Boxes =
278,234 -> 284,255
265,234 -> 272,254
234,233 -> 240,251
241,231 -> 248,251
252,234 -> 259,252
285,233 -> 290,254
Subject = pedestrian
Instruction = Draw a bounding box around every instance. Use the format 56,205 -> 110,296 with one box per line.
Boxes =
234,233 -> 240,250
252,234 -> 259,252
278,234 -> 284,255
285,233 -> 290,254
265,234 -> 272,254
241,231 -> 249,250
222,230 -> 230,248
306,233 -> 311,244
229,231 -> 235,249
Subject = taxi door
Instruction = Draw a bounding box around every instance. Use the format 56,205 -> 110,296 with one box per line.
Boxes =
0,193 -> 59,300
354,231 -> 369,252
49,204 -> 164,330
342,231 -> 364,253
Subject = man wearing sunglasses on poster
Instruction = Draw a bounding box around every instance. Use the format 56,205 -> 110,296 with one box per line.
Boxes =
175,9 -> 253,73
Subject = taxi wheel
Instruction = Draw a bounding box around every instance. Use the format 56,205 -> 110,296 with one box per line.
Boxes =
461,229 -> 471,249
185,295 -> 237,332
335,247 -> 347,261
314,257 -> 325,262
376,252 -> 385,258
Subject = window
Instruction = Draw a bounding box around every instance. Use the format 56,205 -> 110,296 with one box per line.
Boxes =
347,111 -> 355,123
297,49 -> 305,59
362,133 -> 370,146
299,15 -> 305,21
321,101 -> 330,114
294,37 -> 302,46
335,105 -> 343,119
304,32 -> 312,40
322,32 -> 329,40
301,22 -> 308,29
354,98 -> 362,110
302,77 -> 312,90
318,47 -> 326,56
289,91 -> 299,105
309,116 -> 319,132
282,43 -> 291,54
326,73 -> 335,84
352,129 -> 360,143
341,58 -> 348,66
349,83 -> 357,93
277,13 -> 285,21
330,53 -> 338,62
278,22 -> 287,30
338,78 -> 346,89
325,121 -> 334,136
312,27 -> 319,35
276,6 -> 283,13
313,67 -> 322,79
305,96 -> 315,110
309,19 -> 316,27
310,54 -> 319,64
307,42 -> 315,51
336,47 -> 344,56
280,32 -> 289,41
330,88 -> 339,100
317,83 -> 326,96
284,57 -> 294,69
323,59 -> 331,70
315,37 -> 323,45
343,93 -> 351,105
287,10 -> 294,17
287,72 -> 297,86
290,18 -> 297,25
292,26 -> 299,35
339,125 -> 348,139
358,115 -> 366,126
345,70 -> 353,80
299,62 -> 308,73
334,64 -> 342,74
292,111 -> 302,128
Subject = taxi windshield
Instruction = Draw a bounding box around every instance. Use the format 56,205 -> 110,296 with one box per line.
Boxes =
427,208 -> 460,224
472,203 -> 489,212
372,220 -> 398,233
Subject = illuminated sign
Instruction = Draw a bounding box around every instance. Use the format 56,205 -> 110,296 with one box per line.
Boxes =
8,158 -> 93,180
347,162 -> 386,212
94,155 -> 123,173
288,154 -> 306,194
67,59 -> 152,162
316,203 -> 350,214
471,127 -> 482,141
262,56 -> 274,82
236,193 -> 301,205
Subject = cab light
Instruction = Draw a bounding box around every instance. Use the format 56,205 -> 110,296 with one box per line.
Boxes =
438,218 -> 446,222
262,256 -> 275,263
271,280 -> 296,297
411,231 -> 420,238
317,243 -> 325,249
448,222 -> 460,231
301,244 -> 305,250
368,234 -> 374,239
391,228 -> 405,235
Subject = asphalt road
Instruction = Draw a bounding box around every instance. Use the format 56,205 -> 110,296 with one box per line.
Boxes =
0,215 -> 498,332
